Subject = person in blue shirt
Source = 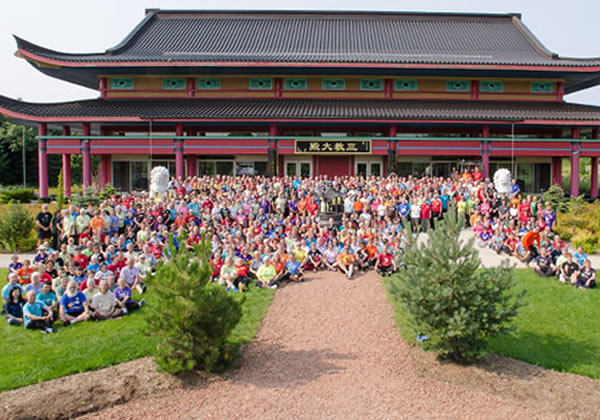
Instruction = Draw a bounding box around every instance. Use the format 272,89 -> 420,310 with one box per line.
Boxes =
36,283 -> 58,315
23,290 -> 54,333
59,281 -> 90,326
440,193 -> 450,213
511,179 -> 521,197
574,246 -> 588,267
285,254 -> 304,282
2,273 -> 23,306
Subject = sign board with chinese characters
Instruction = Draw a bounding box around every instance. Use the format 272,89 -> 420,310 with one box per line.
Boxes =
295,139 -> 371,155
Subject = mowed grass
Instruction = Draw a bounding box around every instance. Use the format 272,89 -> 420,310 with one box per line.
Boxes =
384,268 -> 600,379
0,268 -> 275,391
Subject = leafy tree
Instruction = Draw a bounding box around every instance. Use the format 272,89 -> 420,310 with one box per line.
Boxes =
0,203 -> 35,251
388,206 -> 525,362
144,232 -> 243,374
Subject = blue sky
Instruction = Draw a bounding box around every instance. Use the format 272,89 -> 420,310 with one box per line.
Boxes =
1,0 -> 599,104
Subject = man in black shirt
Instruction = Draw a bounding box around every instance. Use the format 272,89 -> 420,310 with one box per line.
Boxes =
559,253 -> 579,285
534,247 -> 556,278
36,204 -> 53,248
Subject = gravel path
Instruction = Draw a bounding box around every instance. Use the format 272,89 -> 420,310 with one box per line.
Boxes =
82,271 -> 536,420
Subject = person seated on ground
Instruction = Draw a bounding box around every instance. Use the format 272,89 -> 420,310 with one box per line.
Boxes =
2,273 -> 23,306
23,290 -> 54,333
4,287 -> 25,326
574,246 -> 587,268
17,259 -> 34,285
114,277 -> 145,314
304,242 -> 322,272
533,247 -> 556,278
135,254 -> 151,280
234,257 -> 250,292
292,240 -> 308,267
554,247 -> 569,274
248,250 -> 262,278
285,254 -> 304,282
25,272 -> 44,295
337,247 -> 356,279
83,278 -> 99,302
255,256 -> 278,289
90,280 -> 123,320
59,280 -> 90,326
219,257 -> 239,292
106,274 -> 118,293
365,238 -> 379,267
36,282 -> 58,318
575,259 -> 596,290
120,257 -> 145,294
322,242 -> 339,272
559,253 -> 580,285
53,273 -> 70,298
356,241 -> 370,271
376,246 -> 398,277
490,228 -> 504,254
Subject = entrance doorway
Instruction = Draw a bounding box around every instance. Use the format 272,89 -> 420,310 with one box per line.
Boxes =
285,160 -> 312,178
355,160 -> 382,177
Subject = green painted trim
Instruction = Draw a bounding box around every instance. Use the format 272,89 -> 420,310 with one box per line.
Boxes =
36,135 -> 586,143
322,78 -> 346,90
249,78 -> 273,90
531,81 -> 554,93
283,78 -> 308,90
446,80 -> 470,92
110,78 -> 134,90
480,80 -> 504,93
196,78 -> 221,89
360,79 -> 384,91
394,79 -> 418,91
162,78 -> 186,90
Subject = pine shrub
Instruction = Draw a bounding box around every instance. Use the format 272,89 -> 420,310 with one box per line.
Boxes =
0,187 -> 35,203
144,232 -> 243,374
0,202 -> 35,252
388,207 -> 525,363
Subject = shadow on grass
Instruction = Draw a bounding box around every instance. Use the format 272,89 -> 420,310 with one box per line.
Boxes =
490,329 -> 600,377
231,343 -> 355,389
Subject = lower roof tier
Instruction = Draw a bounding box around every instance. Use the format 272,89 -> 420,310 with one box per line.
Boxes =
2,96 -> 600,125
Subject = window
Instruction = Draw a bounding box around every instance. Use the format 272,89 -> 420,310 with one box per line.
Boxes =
249,78 -> 273,90
360,79 -> 384,91
196,78 -> 221,89
531,81 -> 554,93
236,162 -> 268,176
480,80 -> 503,93
162,78 -> 185,90
284,78 -> 308,90
216,161 -> 234,176
322,78 -> 346,90
446,80 -> 470,92
131,161 -> 148,190
395,79 -> 418,91
110,78 -> 134,89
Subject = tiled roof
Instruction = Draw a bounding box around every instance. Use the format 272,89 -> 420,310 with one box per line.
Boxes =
14,10 -> 600,67
3,96 -> 600,122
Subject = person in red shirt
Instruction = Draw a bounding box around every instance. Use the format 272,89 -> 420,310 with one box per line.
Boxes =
472,168 -> 483,182
519,200 -> 531,224
108,253 -> 127,279
420,201 -> 432,232
375,247 -> 397,277
72,247 -> 89,271
431,195 -> 442,226
234,257 -> 250,291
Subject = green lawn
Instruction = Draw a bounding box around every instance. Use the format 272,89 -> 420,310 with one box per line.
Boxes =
384,268 -> 600,379
0,267 -> 275,391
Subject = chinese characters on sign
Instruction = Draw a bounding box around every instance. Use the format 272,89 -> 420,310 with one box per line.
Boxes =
295,139 -> 371,154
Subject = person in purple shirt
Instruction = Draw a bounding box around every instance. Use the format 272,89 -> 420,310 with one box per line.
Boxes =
542,202 -> 556,230
114,277 -> 145,314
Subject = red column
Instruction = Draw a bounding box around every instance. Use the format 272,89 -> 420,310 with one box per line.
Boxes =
571,126 -> 580,197
82,123 -> 91,191
274,78 -> 282,98
38,123 -> 48,198
99,77 -> 107,98
384,79 -> 393,99
481,125 -> 490,179
552,157 -> 562,186
175,122 -> 184,180
61,126 -> 71,197
100,155 -> 111,189
186,77 -> 195,97
187,130 -> 197,177
471,80 -> 479,100
592,128 -> 599,199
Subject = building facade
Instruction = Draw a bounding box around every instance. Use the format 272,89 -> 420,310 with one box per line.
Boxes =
2,10 -> 600,196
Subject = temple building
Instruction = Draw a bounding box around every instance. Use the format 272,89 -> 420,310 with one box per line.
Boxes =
2,9 -> 600,196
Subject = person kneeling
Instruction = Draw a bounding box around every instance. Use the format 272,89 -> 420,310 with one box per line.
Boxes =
91,280 -> 124,320
114,278 -> 145,314
60,280 -> 90,326
24,290 -> 54,333
533,248 -> 555,278
376,248 -> 398,277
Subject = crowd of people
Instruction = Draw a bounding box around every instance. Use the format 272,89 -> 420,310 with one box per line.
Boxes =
2,167 -> 596,332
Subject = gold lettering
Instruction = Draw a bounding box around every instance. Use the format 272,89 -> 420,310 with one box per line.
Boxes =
334,142 -> 345,152
346,142 -> 358,152
321,142 -> 333,151
309,142 -> 320,151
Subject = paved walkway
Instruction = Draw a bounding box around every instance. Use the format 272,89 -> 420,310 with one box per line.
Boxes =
82,271 -> 536,419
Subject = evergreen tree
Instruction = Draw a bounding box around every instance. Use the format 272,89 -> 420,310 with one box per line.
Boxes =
388,206 -> 525,362
144,232 -> 243,374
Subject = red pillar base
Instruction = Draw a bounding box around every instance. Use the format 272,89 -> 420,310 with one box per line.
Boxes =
186,155 -> 197,177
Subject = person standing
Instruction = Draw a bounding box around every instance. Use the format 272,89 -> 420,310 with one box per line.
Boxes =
35,204 -> 53,248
